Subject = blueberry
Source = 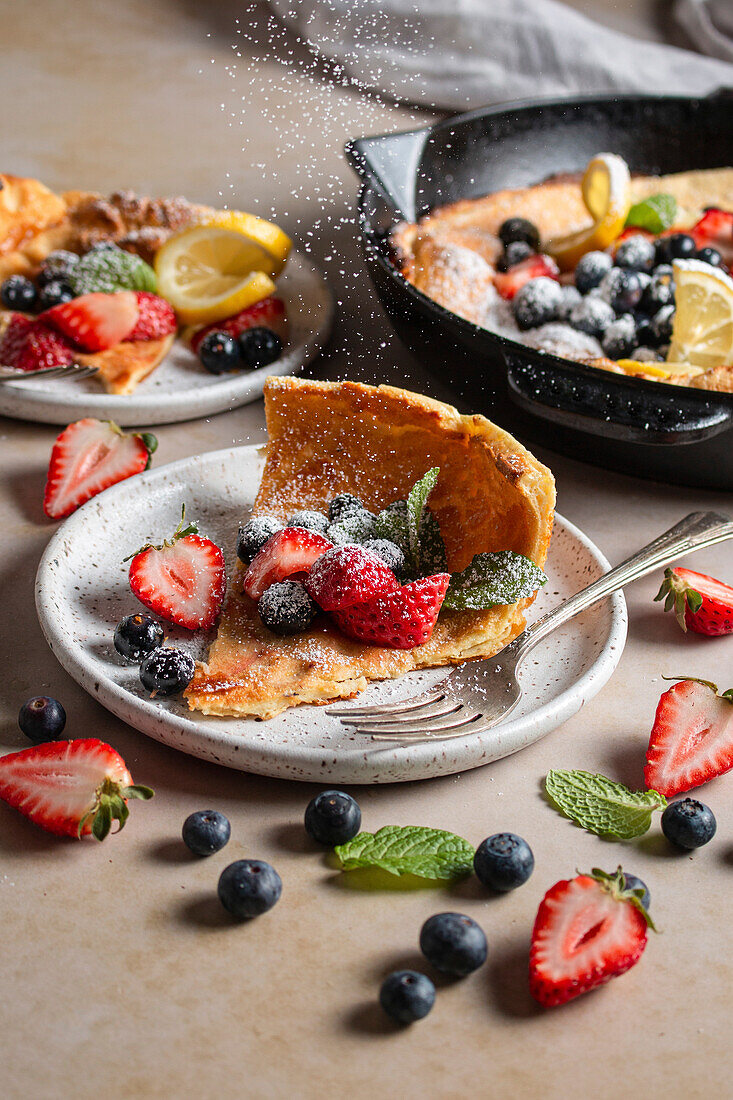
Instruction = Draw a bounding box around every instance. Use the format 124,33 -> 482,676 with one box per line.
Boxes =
696,246 -> 723,268
615,235 -> 655,273
640,273 -> 675,315
18,696 -> 66,743
602,315 -> 637,359
419,912 -> 488,976
218,859 -> 282,918
182,809 -> 231,856
114,613 -> 164,661
37,280 -> 75,310
362,538 -> 405,575
651,304 -> 675,344
238,326 -> 283,370
304,789 -> 361,845
630,345 -> 662,363
512,277 -> 562,331
139,648 -> 195,696
568,297 -> 616,339
654,238 -> 673,266
557,284 -> 582,321
37,250 -> 80,286
573,250 -> 613,294
198,330 -> 240,374
497,240 -> 533,272
327,510 -> 377,544
236,515 -> 282,564
622,873 -> 650,909
599,267 -> 644,313
653,263 -> 674,280
286,509 -> 329,534
379,970 -> 435,1024
258,580 -> 318,635
498,217 -> 540,251
328,493 -> 364,523
474,833 -> 534,892
666,233 -> 697,260
1,275 -> 37,311
661,798 -> 716,849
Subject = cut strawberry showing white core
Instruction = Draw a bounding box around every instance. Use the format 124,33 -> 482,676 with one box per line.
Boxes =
43,418 -> 157,520
243,526 -> 333,601
44,290 -> 139,352
645,678 -> 733,797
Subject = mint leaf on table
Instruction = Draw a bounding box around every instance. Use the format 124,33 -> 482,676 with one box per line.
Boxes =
625,193 -> 677,234
443,551 -> 546,611
407,467 -> 439,575
545,770 -> 667,839
334,825 -> 474,880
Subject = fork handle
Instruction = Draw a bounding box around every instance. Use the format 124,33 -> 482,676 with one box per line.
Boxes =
515,511 -> 733,657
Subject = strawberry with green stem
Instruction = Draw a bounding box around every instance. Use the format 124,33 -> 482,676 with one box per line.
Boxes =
655,566 -> 733,636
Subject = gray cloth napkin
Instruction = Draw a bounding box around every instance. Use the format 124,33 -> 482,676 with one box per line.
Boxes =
269,0 -> 733,109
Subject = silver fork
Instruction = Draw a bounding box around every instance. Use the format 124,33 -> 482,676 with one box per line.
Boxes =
327,511 -> 733,742
0,363 -> 99,384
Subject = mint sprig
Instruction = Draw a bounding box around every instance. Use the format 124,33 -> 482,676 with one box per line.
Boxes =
443,551 -> 546,611
625,193 -> 677,234
373,496 -> 447,580
545,770 -> 667,839
407,467 -> 439,575
334,825 -> 474,880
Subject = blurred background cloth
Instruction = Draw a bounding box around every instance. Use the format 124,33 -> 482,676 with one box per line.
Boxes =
268,0 -> 733,109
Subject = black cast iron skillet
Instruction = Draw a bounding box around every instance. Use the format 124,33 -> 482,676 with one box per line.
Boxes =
345,93 -> 733,490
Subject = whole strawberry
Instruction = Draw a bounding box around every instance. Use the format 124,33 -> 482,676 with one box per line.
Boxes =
655,566 -> 733,636
529,867 -> 653,1008
0,738 -> 153,840
127,292 -> 177,342
645,677 -> 733,797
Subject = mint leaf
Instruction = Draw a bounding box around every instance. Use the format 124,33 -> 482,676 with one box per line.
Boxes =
334,825 -> 474,880
545,770 -> 667,839
443,551 -> 546,611
373,497 -> 446,579
407,467 -> 439,575
625,193 -> 677,234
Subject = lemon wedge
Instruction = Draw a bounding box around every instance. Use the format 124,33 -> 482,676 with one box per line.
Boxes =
666,260 -> 733,371
204,210 -> 292,277
155,225 -> 277,325
616,359 -> 704,380
547,153 -> 631,271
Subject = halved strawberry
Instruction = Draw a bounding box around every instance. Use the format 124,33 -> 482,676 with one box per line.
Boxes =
306,544 -> 399,611
655,566 -> 733,636
0,314 -> 75,372
44,418 -> 158,520
691,208 -> 733,248
494,254 -> 560,300
189,296 -> 287,354
529,868 -> 652,1008
243,526 -> 332,601
128,506 -> 226,630
44,291 -> 139,352
331,572 -> 450,648
126,292 -> 177,342
0,738 -> 153,840
644,678 -> 733,797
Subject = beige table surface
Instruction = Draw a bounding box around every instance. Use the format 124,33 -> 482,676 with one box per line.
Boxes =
2,3 -> 732,1098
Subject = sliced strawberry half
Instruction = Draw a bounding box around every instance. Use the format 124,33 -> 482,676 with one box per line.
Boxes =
306,544 -> 399,611
0,314 -> 75,372
655,566 -> 733,636
44,291 -> 139,352
331,572 -> 450,649
44,418 -> 158,520
190,296 -> 287,354
529,868 -> 651,1008
128,507 -> 226,630
691,208 -> 733,247
644,678 -> 733,797
126,292 -> 177,342
243,526 -> 332,601
0,738 -> 153,840
494,254 -> 560,300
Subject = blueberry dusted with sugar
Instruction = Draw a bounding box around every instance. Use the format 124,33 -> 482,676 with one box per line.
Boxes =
327,509 -> 377,545
651,304 -> 675,344
474,832 -> 534,892
328,493 -> 364,524
622,873 -> 650,909
286,509 -> 329,534
497,240 -> 533,272
139,648 -> 195,696
512,276 -> 562,331
573,250 -> 612,294
614,234 -> 655,273
238,326 -> 283,370
198,330 -> 240,374
568,297 -> 616,339
498,217 -> 540,251
114,612 -> 164,661
87,240 -> 118,253
1,275 -> 37,311
696,246 -> 723,268
602,315 -> 637,359
661,799 -> 716,850
556,284 -> 582,321
18,696 -> 66,743
237,515 -> 282,564
631,346 -> 662,363
38,280 -> 75,310
37,249 -> 79,286
598,267 -> 644,314
182,810 -> 231,856
362,538 -> 405,575
258,580 -> 318,635
419,912 -> 488,977
379,971 -> 435,1025
218,859 -> 282,918
666,233 -> 696,260
304,789 -> 361,845
641,272 -> 675,315
653,263 -> 674,280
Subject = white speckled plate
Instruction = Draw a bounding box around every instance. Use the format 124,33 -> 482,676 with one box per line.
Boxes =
0,252 -> 333,427
35,445 -> 627,783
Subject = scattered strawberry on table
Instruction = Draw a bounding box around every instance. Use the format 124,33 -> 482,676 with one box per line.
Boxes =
645,677 -> 733,797
655,566 -> 733,635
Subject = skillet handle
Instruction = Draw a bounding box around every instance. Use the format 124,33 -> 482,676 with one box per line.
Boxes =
345,127 -> 431,222
504,352 -> 733,446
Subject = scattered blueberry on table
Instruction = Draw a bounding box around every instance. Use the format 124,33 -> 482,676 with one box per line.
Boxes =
419,912 -> 488,977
